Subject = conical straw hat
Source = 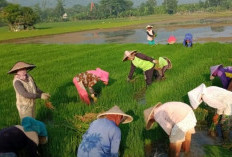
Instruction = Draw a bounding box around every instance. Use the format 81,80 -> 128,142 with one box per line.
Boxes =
144,102 -> 162,130
8,61 -> 36,74
122,50 -> 136,61
97,105 -> 133,124
210,64 -> 223,76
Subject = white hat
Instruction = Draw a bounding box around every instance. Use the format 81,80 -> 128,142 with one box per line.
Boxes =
122,50 -> 136,61
97,105 -> 133,124
146,25 -> 153,29
188,83 -> 206,109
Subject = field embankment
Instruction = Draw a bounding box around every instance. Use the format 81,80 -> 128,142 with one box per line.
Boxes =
0,43 -> 231,156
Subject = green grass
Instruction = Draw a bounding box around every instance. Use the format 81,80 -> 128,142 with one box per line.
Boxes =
0,43 -> 231,157
1,11 -> 232,41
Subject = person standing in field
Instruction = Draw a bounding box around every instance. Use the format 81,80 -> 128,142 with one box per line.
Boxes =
77,105 -> 133,157
188,83 -> 232,144
73,68 -> 109,105
0,117 -> 48,157
8,61 -> 51,120
144,102 -> 197,157
123,50 -> 172,85
210,64 -> 232,91
146,25 -> 156,45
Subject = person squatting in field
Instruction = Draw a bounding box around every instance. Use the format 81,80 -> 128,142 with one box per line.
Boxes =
144,102 -> 197,157
210,64 -> 232,91
0,117 -> 48,157
123,50 -> 172,85
73,68 -> 109,104
183,33 -> 193,47
188,83 -> 232,144
146,25 -> 156,45
8,61 -> 51,120
77,106 -> 133,157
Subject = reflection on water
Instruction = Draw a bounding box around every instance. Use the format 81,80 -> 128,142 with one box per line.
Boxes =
210,26 -> 224,32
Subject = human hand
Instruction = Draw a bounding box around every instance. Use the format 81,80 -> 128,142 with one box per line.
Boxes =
91,94 -> 97,103
153,60 -> 158,64
41,93 -> 51,100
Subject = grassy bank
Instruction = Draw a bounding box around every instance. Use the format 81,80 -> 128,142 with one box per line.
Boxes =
0,43 -> 231,156
1,11 -> 232,42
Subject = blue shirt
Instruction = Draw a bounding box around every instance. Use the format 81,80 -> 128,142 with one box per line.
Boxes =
77,118 -> 121,157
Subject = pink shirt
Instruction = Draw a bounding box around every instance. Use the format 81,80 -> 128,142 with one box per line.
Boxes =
153,102 -> 192,135
202,86 -> 232,115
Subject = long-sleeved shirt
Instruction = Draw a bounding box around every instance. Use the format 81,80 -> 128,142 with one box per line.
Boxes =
14,79 -> 43,99
75,72 -> 100,94
128,53 -> 154,79
153,102 -> 193,135
147,30 -> 155,41
202,86 -> 232,115
216,66 -> 232,89
77,118 -> 121,157
0,126 -> 38,157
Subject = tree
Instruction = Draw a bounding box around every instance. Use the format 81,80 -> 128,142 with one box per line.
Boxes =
163,0 -> 178,14
0,0 -> 7,9
1,4 -> 39,31
54,0 -> 65,18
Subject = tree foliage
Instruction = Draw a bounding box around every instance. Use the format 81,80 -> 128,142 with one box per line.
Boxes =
163,0 -> 178,14
1,4 -> 39,31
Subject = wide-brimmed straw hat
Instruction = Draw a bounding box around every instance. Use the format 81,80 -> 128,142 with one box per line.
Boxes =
146,25 -> 153,29
97,105 -> 133,124
8,61 -> 36,74
144,102 -> 162,130
210,64 -> 223,77
122,50 -> 137,61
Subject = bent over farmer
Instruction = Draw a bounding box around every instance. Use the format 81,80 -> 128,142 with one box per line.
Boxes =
0,117 -> 48,157
77,105 -> 133,157
188,83 -> 232,144
144,102 -> 197,157
210,64 -> 232,91
123,50 -> 171,85
73,68 -> 109,105
8,61 -> 51,120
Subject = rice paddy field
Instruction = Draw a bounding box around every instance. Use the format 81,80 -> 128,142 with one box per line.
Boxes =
0,43 -> 231,157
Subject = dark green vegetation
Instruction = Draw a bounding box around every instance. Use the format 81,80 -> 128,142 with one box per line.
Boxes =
0,43 -> 231,156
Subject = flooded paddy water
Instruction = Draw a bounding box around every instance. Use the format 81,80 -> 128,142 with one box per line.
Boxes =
2,17 -> 232,44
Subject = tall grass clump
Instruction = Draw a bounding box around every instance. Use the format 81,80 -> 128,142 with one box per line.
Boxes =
0,43 -> 231,157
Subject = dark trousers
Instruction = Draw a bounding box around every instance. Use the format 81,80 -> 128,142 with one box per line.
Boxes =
144,67 -> 154,85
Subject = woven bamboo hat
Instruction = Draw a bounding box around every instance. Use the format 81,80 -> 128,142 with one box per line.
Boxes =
97,105 -> 133,124
122,50 -> 136,61
144,102 -> 162,130
8,61 -> 36,74
146,25 -> 153,29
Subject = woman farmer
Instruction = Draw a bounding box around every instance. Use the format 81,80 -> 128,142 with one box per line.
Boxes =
73,68 -> 109,105
77,105 -> 133,157
144,102 -> 197,157
210,64 -> 232,91
0,117 -> 48,157
183,33 -> 193,47
146,25 -> 156,45
8,61 -> 51,120
154,57 -> 172,80
123,50 -> 172,85
188,83 -> 232,143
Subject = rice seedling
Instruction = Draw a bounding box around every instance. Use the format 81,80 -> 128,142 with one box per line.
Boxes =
0,43 -> 231,156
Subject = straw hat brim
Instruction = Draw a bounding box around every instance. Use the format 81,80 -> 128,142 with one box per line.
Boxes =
144,102 -> 162,130
210,64 -> 223,76
8,61 -> 36,74
122,50 -> 136,62
97,106 -> 133,124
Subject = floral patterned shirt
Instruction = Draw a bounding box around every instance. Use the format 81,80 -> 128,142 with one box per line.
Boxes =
75,72 -> 100,94
77,118 -> 121,157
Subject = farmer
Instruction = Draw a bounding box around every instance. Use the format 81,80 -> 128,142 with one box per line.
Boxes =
144,102 -> 197,157
8,61 -> 51,120
146,25 -> 156,45
210,64 -> 232,91
183,33 -> 193,47
167,35 -> 177,45
77,105 -> 133,157
0,117 -> 48,157
123,50 -> 172,85
73,67 -> 109,105
188,83 -> 232,143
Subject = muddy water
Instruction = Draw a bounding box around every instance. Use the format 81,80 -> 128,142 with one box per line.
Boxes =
2,18 -> 232,44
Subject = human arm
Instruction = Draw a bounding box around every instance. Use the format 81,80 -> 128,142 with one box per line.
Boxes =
135,53 -> 155,62
110,128 -> 121,157
14,80 -> 41,99
128,62 -> 136,80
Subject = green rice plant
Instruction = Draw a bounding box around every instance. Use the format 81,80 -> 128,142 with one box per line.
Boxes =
0,43 -> 231,156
